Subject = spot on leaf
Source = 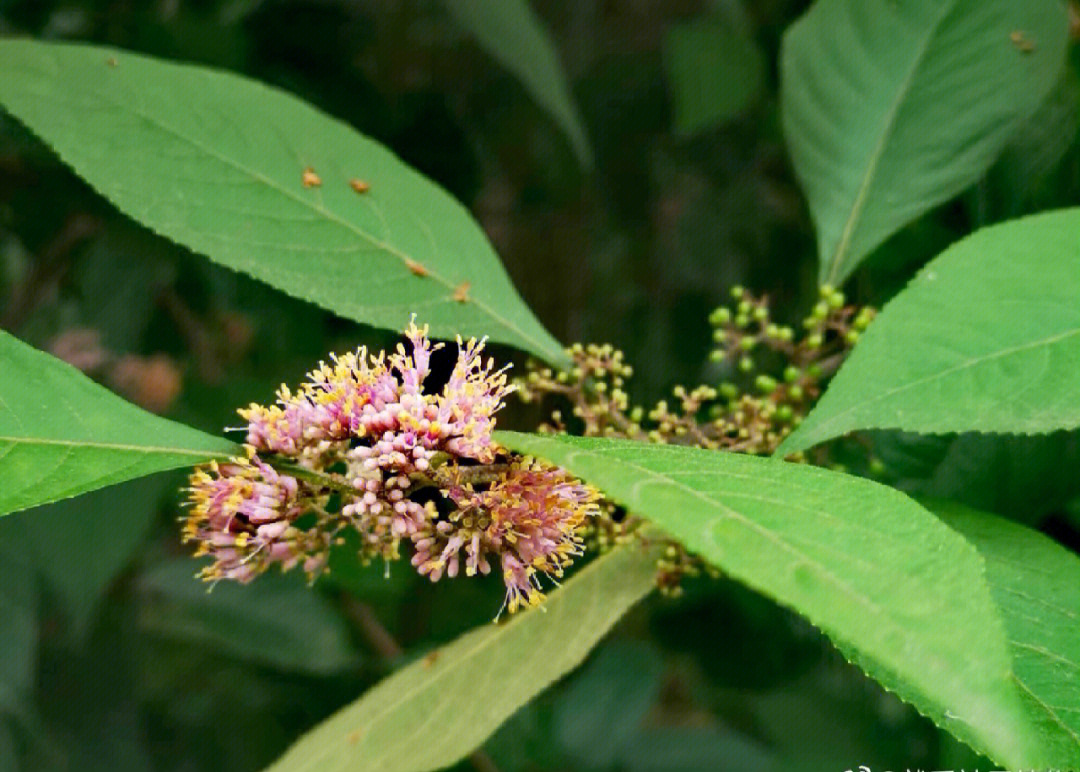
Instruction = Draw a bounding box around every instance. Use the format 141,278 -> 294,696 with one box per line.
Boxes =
453,281 -> 471,303
302,167 -> 322,187
1010,30 -> 1036,53
405,259 -> 429,277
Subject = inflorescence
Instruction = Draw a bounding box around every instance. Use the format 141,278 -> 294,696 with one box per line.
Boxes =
183,319 -> 598,615
518,285 -> 873,457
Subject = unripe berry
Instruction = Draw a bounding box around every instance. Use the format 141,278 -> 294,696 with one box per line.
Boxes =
755,375 -> 777,394
709,307 -> 731,325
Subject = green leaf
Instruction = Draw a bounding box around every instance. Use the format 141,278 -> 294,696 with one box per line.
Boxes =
780,0 -> 1067,285
441,0 -> 592,167
264,542 -> 660,772
496,431 -> 1033,764
779,210 -> 1080,456
933,501 -> 1080,765
139,560 -> 356,675
664,19 -> 765,135
0,39 -> 568,365
11,474 -> 171,641
0,328 -> 235,517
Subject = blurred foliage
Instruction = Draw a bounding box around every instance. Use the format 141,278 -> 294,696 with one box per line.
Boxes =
1,0 -> 1079,770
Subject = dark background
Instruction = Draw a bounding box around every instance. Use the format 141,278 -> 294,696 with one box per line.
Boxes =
2,1 -> 1080,770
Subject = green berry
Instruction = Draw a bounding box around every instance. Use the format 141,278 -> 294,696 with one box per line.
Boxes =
755,375 -> 777,394
739,336 -> 756,351
783,365 -> 800,383
709,307 -> 731,325
738,356 -> 754,373
787,384 -> 804,401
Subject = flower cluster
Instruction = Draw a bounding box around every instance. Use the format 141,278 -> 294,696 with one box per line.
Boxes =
413,459 -> 598,614
183,320 -> 597,613
184,449 -> 329,582
519,285 -> 874,457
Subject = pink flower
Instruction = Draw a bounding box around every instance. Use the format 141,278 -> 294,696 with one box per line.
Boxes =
183,448 -> 329,582
412,459 -> 599,614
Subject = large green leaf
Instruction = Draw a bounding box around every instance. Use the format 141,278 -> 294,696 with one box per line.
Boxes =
0,329 -> 235,517
778,210 -> 1080,456
497,431 -> 1033,764
934,502 -> 1080,765
441,0 -> 591,167
265,542 -> 659,772
0,39 -> 568,365
781,0 -> 1067,285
